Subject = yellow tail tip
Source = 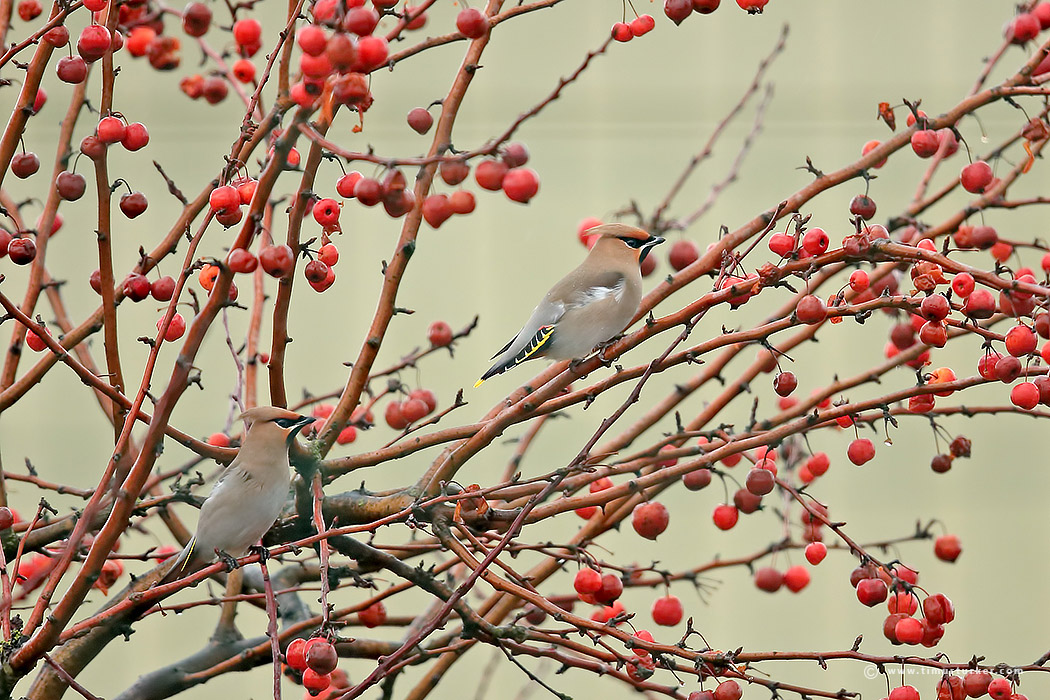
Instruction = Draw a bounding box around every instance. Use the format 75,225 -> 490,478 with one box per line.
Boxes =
473,378 -> 485,388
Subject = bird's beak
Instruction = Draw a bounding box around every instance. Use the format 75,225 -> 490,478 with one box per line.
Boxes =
287,414 -> 314,439
639,235 -> 665,263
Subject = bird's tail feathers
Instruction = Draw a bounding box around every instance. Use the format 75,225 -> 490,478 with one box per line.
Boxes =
475,325 -> 556,388
158,539 -> 196,585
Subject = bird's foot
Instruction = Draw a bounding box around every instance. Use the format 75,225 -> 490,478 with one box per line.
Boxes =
593,335 -> 624,365
248,544 -> 270,562
216,549 -> 239,571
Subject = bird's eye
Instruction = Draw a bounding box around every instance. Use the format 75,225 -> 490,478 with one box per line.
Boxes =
274,417 -> 300,428
618,236 -> 646,249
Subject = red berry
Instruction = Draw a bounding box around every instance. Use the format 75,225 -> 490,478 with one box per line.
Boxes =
356,35 -> 388,69
304,260 -> 331,284
56,55 -> 88,83
43,25 -> 69,47
182,2 -> 212,36
963,672 -> 992,698
846,438 -> 875,466
56,171 -> 86,201
206,432 -> 231,447
768,232 -> 795,257
664,0 -> 692,25
745,467 -> 775,496
7,237 -> 36,265
1005,324 -> 1036,357
754,567 -> 783,592
848,270 -> 869,292
286,638 -> 308,670
772,371 -> 796,397
693,0 -> 720,12
783,565 -> 810,593
384,401 -> 408,430
232,18 -> 261,46
1011,382 -> 1040,410
714,680 -> 743,700
260,244 -> 295,277
209,185 -> 240,212
353,177 -> 383,206
631,501 -> 669,540
358,601 -> 386,627
712,504 -> 738,530
119,192 -> 148,219
923,592 -> 955,625
121,122 -> 150,151
302,669 -> 331,694
961,160 -> 993,193
800,227 -> 828,255
611,22 -> 633,41
805,541 -> 827,565
911,129 -> 940,157
962,288 -> 995,319
305,638 -> 338,675
312,198 -> 340,227
407,107 -> 433,134
856,577 -> 888,606
573,567 -> 602,595
594,573 -> 623,604
668,239 -> 700,270
502,168 -> 539,203
1007,12 -> 1040,43
736,0 -> 768,12
297,24 -> 327,56
934,533 -> 961,562
78,25 -> 111,62
919,321 -> 947,348
24,326 -> 49,352
158,313 -> 186,342
849,194 -> 877,220
400,397 -> 428,423
795,295 -> 827,325
650,595 -> 682,626
683,467 -> 711,491
439,160 -> 470,186
951,273 -> 975,298
150,276 -> 175,301
422,194 -> 452,228
428,320 -> 453,347
336,171 -> 363,198
475,159 -> 508,190
11,152 -> 39,179
456,7 -> 488,38
448,190 -> 475,215
630,14 -> 655,36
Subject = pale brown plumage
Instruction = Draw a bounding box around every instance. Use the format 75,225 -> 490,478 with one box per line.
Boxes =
476,223 -> 664,386
164,406 -> 312,581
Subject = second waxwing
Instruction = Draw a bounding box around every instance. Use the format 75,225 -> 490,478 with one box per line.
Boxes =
164,406 -> 312,580
475,223 -> 663,386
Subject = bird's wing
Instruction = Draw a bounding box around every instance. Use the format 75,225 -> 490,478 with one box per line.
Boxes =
560,271 -> 628,310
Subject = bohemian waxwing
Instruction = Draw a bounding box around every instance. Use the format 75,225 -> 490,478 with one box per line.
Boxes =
475,223 -> 664,386
164,406 -> 312,580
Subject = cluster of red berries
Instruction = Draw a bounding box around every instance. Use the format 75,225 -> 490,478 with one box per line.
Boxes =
663,0 -> 770,25
285,636 -> 340,696
686,680 -> 744,700
1005,3 -> 1050,44
383,387 -> 438,430
610,14 -> 655,42
887,672 -> 1024,700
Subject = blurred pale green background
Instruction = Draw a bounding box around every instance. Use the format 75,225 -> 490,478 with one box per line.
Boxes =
2,1 -> 1049,698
